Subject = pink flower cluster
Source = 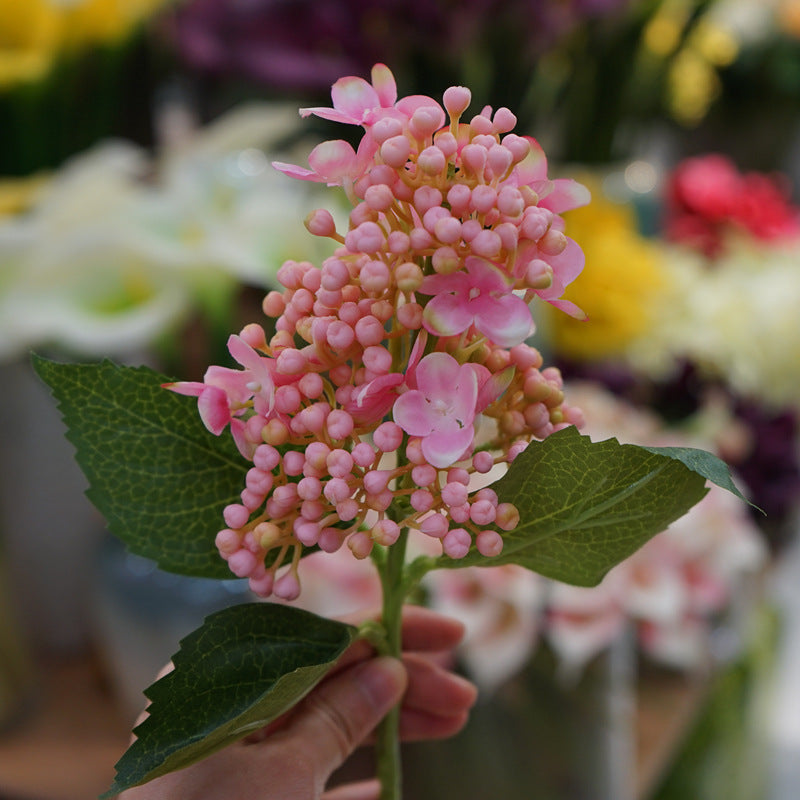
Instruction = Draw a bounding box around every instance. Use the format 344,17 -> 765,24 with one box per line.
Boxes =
665,153 -> 800,257
167,64 -> 588,599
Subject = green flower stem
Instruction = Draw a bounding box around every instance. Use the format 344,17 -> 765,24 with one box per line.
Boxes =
375,526 -> 409,800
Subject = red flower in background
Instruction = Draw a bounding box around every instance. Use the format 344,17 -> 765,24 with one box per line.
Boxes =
664,154 -> 800,257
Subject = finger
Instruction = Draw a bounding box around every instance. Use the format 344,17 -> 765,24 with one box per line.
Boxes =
322,779 -> 381,800
333,606 -> 467,673
398,707 -> 471,741
401,653 -> 477,718
283,656 -> 408,784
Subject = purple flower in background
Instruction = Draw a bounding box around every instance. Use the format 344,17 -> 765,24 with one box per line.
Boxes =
162,0 -> 634,97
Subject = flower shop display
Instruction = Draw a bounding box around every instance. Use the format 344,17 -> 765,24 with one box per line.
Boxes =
0,101 -> 334,363
36,64 -> 750,800
547,155 -> 800,550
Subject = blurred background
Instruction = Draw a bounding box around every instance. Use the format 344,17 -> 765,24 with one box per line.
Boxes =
0,1 -> 799,798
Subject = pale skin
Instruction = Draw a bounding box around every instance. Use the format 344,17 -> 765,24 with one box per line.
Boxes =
118,606 -> 477,800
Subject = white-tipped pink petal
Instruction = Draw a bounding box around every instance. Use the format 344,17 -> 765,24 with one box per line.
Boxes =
371,63 -> 397,107
476,365 -> 515,413
330,75 -> 380,122
307,139 -> 359,184
164,380 -> 205,397
547,298 -> 587,320
271,160 -> 325,183
540,178 -> 592,214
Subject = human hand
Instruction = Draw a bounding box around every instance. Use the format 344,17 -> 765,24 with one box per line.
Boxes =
118,606 -> 476,800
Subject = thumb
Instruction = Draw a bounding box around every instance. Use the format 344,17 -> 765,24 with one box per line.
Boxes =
288,656 -> 407,783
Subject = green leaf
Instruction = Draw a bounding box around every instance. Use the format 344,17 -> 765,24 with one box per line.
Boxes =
103,603 -> 358,797
436,426 -> 747,586
32,356 -> 246,578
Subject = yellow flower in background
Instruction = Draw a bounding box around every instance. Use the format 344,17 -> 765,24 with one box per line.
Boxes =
0,0 -> 62,87
0,174 -> 48,215
546,183 -> 666,361
0,0 -> 169,88
61,0 -> 169,50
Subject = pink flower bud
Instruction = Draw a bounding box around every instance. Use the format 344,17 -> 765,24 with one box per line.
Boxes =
275,384 -> 302,414
420,513 -> 449,538
470,499 -> 497,525
411,464 -> 437,486
387,230 -> 412,253
410,105 -> 445,139
461,144 -> 487,177
228,549 -> 257,578
327,320 -> 356,350
476,530 -> 504,557
410,489 -> 435,512
262,291 -> 285,317
441,482 -> 468,507
446,183 -> 472,215
502,133 -> 530,162
297,476 -> 322,500
305,208 -> 337,237
327,409 -> 355,441
443,86 -> 471,117
215,528 -> 240,556
409,226 -> 434,250
336,498 -> 360,521
443,528 -> 472,558
487,144 -> 513,178
449,503 -> 471,523
364,183 -> 395,211
249,571 -> 275,598
293,518 -> 320,546
396,261 -> 424,292
470,229 -> 502,258
254,444 -> 281,471
367,489 -> 393,511
321,258 -> 351,290
348,531 -> 373,559
276,348 -> 306,375
273,572 -> 301,601
372,519 -> 400,546
360,259 -> 391,292
469,114 -> 494,135
418,146 -> 447,175
354,315 -> 385,347
374,421 -> 403,452
351,442 -> 376,467
472,451 -> 494,473
492,107 -> 517,133
363,469 -> 392,494
305,441 -> 331,471
497,186 -> 524,218
397,301 -> 423,329
381,135 -> 411,168
324,476 -> 352,503
539,229 -> 567,255
298,372 -> 324,399
254,521 -> 280,549
223,503 -> 250,529
495,502 -> 520,530
447,468 -> 471,485
362,345 -> 392,374
371,116 -> 404,144
434,216 -> 462,245
318,528 -> 344,553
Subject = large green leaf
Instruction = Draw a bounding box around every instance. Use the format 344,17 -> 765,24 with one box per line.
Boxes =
33,356 -> 245,578
103,603 -> 358,797
436,426 -> 746,586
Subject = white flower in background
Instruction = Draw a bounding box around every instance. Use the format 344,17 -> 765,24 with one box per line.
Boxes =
626,241 -> 800,409
0,103 -> 338,360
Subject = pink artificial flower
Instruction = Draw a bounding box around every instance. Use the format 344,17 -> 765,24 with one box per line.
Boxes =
510,137 -> 591,215
419,256 -> 534,347
272,136 -> 374,187
392,352 -> 478,468
299,62 -> 443,129
165,334 -> 275,438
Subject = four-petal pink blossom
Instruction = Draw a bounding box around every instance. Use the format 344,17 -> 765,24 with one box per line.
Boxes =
393,352 -> 478,468
165,334 -> 275,455
420,256 -> 534,347
299,62 -> 443,130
